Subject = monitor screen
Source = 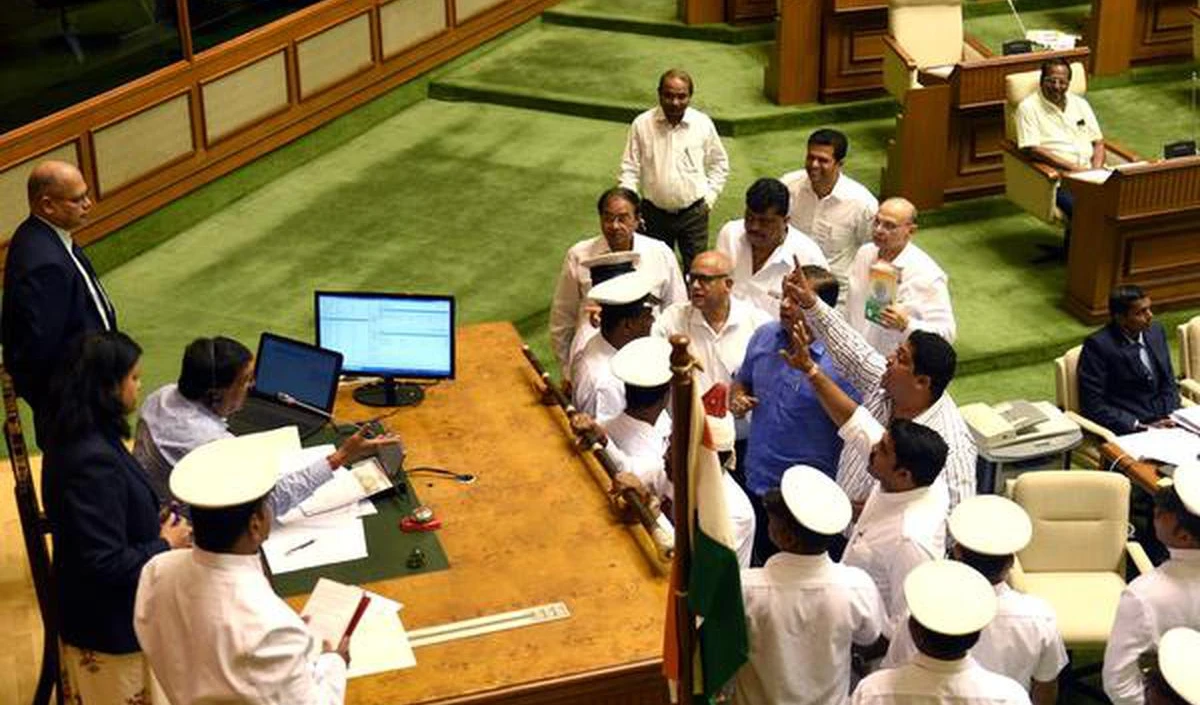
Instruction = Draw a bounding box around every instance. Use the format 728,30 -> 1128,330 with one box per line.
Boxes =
253,333 -> 343,412
315,292 -> 455,380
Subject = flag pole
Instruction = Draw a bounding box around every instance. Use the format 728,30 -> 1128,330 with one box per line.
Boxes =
668,334 -> 696,704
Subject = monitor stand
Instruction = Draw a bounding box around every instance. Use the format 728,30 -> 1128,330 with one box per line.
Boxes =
353,377 -> 424,408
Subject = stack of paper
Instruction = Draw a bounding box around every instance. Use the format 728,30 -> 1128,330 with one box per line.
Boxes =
301,578 -> 416,678
1114,427 -> 1200,467
1171,406 -> 1200,436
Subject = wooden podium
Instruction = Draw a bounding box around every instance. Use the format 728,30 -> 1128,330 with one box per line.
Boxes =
1089,0 -> 1195,76
881,47 -> 1089,210
765,0 -> 890,105
679,0 -> 775,24
1064,155 -> 1200,324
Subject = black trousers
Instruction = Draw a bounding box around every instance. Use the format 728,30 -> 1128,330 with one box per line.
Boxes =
641,198 -> 710,273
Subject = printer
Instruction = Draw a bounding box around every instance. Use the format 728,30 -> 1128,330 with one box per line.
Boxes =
959,400 -> 1080,454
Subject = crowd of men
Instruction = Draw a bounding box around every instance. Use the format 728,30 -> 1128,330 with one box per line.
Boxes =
0,56 -> 1195,705
550,65 -> 1199,705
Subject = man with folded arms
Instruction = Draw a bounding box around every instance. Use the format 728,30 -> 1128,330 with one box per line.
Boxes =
135,432 -> 349,704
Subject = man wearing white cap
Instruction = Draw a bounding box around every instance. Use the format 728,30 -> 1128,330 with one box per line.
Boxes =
134,432 -> 349,704
1104,464 -> 1200,705
734,466 -> 886,705
851,561 -> 1032,704
1142,627 -> 1200,705
550,187 -> 686,377
778,323 -> 948,623
577,336 -> 756,567
882,496 -> 1067,704
570,269 -> 657,423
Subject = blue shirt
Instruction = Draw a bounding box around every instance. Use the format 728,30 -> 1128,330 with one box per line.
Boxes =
736,322 -> 860,496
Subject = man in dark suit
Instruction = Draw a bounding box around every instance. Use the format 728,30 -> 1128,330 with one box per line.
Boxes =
1078,285 -> 1179,435
2,161 -> 117,435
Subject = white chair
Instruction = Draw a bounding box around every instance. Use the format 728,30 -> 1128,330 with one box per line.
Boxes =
880,0 -> 989,101
1178,315 -> 1200,402
1054,345 -> 1115,466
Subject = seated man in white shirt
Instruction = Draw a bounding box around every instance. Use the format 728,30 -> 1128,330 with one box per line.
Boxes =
571,270 -> 657,423
135,434 -> 349,705
852,561 -> 1033,705
845,197 -> 955,357
1015,58 -> 1105,256
1104,465 -> 1200,705
716,177 -> 827,319
882,496 -> 1067,705
734,465 -> 887,705
550,187 -> 686,376
781,128 -> 878,311
777,320 -> 949,623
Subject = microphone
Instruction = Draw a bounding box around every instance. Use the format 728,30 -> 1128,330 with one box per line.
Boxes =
1004,0 -> 1028,39
276,392 -> 333,420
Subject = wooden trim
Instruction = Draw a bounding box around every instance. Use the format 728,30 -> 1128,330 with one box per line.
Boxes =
178,0 -> 195,61
293,9 -> 377,103
197,49 -> 291,148
91,91 -> 198,200
446,0 -> 458,29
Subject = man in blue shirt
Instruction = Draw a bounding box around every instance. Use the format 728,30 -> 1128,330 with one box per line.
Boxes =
731,264 -> 859,564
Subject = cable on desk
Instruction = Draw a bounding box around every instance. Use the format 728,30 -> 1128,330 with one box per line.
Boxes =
407,466 -> 476,484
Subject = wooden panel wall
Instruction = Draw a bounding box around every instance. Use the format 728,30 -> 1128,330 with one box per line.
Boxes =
820,0 -> 888,101
0,0 -> 559,257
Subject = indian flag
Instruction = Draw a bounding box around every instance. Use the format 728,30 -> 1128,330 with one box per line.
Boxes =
663,382 -> 748,702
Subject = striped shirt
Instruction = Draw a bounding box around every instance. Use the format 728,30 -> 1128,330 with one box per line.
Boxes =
803,299 -> 977,509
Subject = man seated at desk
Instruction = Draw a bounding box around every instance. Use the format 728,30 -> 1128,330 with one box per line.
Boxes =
1015,57 -> 1105,253
1078,285 -> 1179,435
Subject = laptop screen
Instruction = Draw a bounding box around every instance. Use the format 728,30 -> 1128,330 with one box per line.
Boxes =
252,333 -> 343,412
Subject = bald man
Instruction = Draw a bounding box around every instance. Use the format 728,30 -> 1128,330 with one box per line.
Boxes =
844,197 -> 955,356
3,161 -> 117,433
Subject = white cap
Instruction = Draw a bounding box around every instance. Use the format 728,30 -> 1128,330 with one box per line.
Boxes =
948,495 -> 1032,556
779,465 -> 851,535
611,336 -> 672,387
171,430 -> 290,508
581,251 -> 640,270
588,269 -> 655,306
1160,627 -> 1200,704
904,560 -> 997,636
1174,463 -> 1200,516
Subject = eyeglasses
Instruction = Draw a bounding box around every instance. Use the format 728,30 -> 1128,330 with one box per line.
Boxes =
686,272 -> 730,287
872,217 -> 909,232
600,212 -> 636,225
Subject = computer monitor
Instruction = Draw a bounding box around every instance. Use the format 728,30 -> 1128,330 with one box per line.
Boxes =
315,291 -> 455,407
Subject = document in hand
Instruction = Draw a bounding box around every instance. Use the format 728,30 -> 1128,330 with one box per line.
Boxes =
302,578 -> 416,678
865,262 -> 898,325
294,457 -> 395,519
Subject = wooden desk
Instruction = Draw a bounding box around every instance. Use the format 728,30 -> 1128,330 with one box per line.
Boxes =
1063,156 -> 1200,323
766,0 -> 889,105
882,47 -> 1089,209
1089,0 -> 1195,76
1100,441 -> 1163,495
295,322 -> 670,705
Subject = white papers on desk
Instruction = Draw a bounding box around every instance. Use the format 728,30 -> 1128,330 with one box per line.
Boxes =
1114,427 -> 1200,467
301,579 -> 415,679
1170,406 -> 1200,435
262,515 -> 367,574
1025,29 -> 1077,51
1067,168 -> 1112,185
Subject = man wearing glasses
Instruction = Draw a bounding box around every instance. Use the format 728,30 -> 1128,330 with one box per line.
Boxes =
3,160 -> 117,439
1015,57 -> 1105,255
845,197 -> 956,357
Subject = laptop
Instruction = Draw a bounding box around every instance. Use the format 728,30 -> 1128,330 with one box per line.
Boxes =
226,333 -> 344,438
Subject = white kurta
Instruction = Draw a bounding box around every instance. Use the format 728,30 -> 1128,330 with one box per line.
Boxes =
851,653 -> 1032,705
715,219 -> 829,320
734,553 -> 887,705
882,583 -> 1067,690
1102,548 -> 1200,705
618,106 -> 730,210
845,242 -> 956,357
1014,91 -> 1103,169
570,334 -> 624,424
840,409 -> 948,625
780,170 -> 877,311
549,233 -> 686,374
135,549 -> 347,705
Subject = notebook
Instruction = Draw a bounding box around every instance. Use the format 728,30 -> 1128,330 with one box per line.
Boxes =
226,333 -> 343,438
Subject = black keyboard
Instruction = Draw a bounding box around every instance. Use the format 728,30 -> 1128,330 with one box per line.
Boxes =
227,396 -> 327,438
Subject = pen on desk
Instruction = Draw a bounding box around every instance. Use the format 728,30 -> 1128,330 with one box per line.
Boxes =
285,539 -> 316,556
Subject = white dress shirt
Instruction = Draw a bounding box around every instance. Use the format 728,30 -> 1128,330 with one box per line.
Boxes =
804,299 -> 977,510
851,653 -> 1033,705
1015,92 -> 1103,169
550,233 -> 686,374
734,552 -> 887,705
571,334 -> 625,424
780,170 -> 877,310
135,549 -> 347,705
715,219 -> 829,320
846,242 -> 956,357
651,298 -> 770,391
606,409 -> 755,567
839,407 -> 949,624
42,216 -> 113,331
1102,548 -> 1200,705
883,583 -> 1068,690
619,106 -> 729,210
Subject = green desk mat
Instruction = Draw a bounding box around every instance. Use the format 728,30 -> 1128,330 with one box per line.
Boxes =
270,429 -> 450,597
